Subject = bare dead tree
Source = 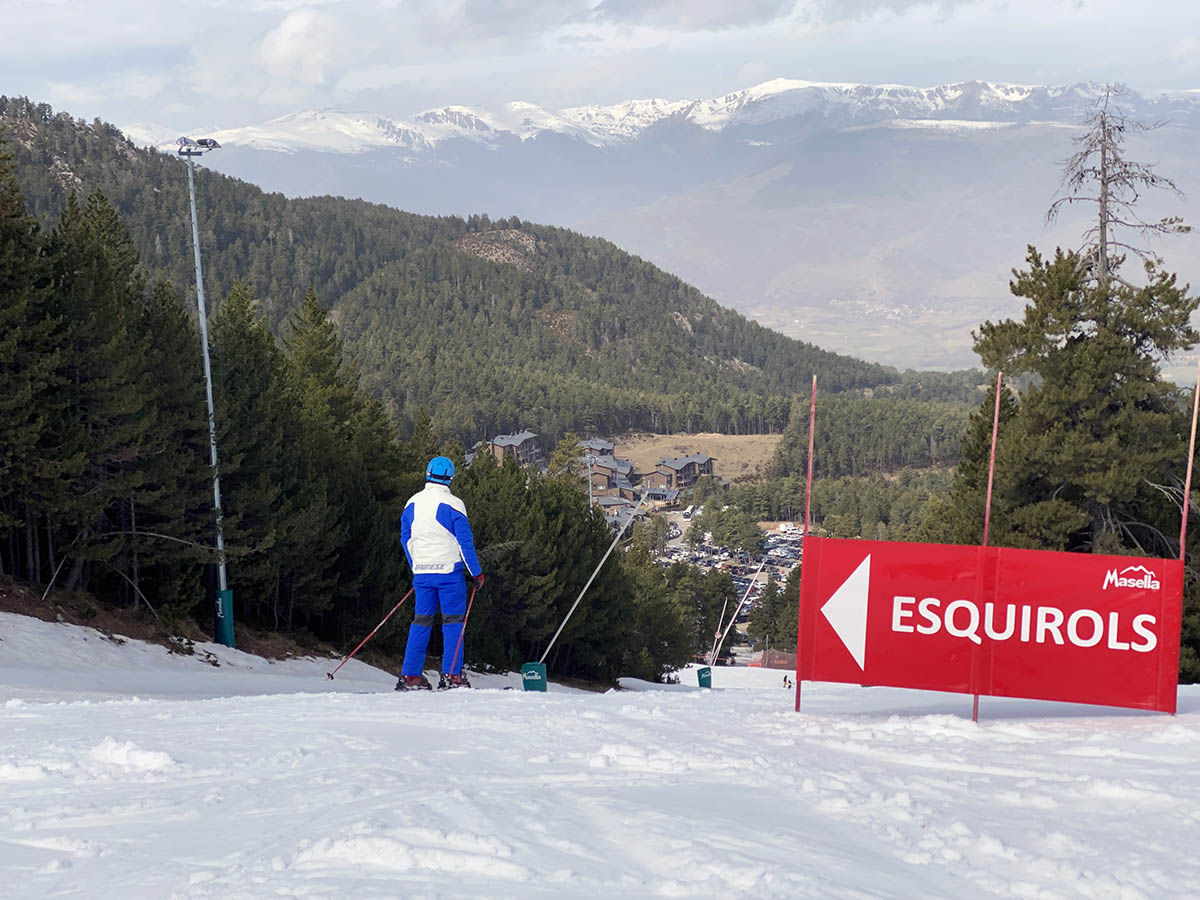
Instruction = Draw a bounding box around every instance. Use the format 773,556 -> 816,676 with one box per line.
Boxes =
1045,85 -> 1191,287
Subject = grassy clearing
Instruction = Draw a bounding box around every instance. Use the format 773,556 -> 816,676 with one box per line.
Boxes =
614,432 -> 785,481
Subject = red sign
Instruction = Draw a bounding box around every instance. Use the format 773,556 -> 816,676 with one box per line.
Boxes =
796,537 -> 1183,713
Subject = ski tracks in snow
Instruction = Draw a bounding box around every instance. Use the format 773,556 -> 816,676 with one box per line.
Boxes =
0,676 -> 1199,897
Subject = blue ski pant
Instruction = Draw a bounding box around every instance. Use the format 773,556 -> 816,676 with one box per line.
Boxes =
402,571 -> 468,676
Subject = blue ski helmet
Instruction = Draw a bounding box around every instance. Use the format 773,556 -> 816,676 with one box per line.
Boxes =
426,456 -> 455,484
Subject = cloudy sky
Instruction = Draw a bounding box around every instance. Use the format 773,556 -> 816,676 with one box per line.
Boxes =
3,0 -> 1197,131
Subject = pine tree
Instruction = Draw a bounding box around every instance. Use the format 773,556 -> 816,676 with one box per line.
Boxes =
618,545 -> 691,680
406,408 -> 438,470
0,143 -> 58,573
44,192 -> 155,591
748,576 -> 782,646
632,516 -> 670,556
666,564 -> 736,662
773,568 -> 801,651
285,285 -> 408,635
1046,85 -> 1190,286
972,247 -> 1195,553
122,280 -> 211,613
285,287 -> 359,438
546,431 -> 583,479
211,280 -> 337,628
919,381 -> 1018,547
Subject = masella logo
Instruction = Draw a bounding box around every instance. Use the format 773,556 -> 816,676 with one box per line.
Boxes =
1102,565 -> 1160,591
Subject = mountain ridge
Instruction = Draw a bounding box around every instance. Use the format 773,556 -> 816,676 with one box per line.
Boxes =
40,78 -> 1200,375
126,78 -> 1200,155
1,95 -> 985,448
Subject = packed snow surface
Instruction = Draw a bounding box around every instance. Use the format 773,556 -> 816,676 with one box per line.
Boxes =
2,611 -> 1198,898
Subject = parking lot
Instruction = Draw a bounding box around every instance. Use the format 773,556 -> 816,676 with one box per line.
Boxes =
653,513 -> 803,614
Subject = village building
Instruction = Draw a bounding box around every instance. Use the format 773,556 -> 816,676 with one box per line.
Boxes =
595,495 -> 644,533
576,442 -> 638,502
486,430 -> 545,468
585,453 -> 636,500
640,453 -> 716,491
641,486 -> 682,504
579,438 -> 614,455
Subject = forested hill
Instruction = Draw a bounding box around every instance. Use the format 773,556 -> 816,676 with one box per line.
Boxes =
1,97 -> 976,440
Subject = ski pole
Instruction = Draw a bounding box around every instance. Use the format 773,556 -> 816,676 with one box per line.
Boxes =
448,584 -> 479,675
326,587 -> 414,680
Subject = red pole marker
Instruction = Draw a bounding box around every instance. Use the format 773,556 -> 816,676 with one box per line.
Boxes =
974,371 -> 1003,723
327,588 -> 414,680
449,584 -> 479,677
797,374 -> 817,713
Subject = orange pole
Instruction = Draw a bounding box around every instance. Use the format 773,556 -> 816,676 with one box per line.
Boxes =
1179,357 -> 1200,562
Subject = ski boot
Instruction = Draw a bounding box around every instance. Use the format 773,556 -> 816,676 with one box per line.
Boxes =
395,674 -> 433,691
438,673 -> 472,690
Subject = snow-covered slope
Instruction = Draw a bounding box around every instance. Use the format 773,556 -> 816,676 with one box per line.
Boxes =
2,611 -> 1199,897
203,110 -> 435,154
0,611 -> 529,700
175,79 -> 1197,155
195,102 -> 596,154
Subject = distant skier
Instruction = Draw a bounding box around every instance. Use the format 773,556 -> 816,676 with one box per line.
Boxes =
396,457 -> 484,691
782,675 -> 792,689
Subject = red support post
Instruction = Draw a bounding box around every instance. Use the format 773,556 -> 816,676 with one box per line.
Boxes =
1179,358 -> 1200,563
802,374 -> 817,542
797,374 -> 817,713
974,371 -> 1003,723
982,371 -> 1003,549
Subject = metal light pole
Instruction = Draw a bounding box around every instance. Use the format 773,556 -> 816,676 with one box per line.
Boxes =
178,137 -> 234,648
586,453 -> 596,507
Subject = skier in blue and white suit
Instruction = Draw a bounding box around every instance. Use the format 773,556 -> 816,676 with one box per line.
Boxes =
397,456 -> 484,690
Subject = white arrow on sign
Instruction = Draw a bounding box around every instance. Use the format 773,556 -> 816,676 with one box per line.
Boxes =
820,554 -> 870,670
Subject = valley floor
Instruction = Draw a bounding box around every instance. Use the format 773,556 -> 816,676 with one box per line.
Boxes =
1,612 -> 1198,898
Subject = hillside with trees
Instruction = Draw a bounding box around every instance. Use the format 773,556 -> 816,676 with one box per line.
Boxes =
0,96 -> 977,446
699,392 -> 971,537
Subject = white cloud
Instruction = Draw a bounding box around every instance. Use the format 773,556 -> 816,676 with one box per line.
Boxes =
258,8 -> 339,85
3,0 -> 1198,131
737,60 -> 772,85
587,0 -> 799,30
1168,36 -> 1199,64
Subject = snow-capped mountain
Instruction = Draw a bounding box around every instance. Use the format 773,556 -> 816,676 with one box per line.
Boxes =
176,79 -> 1196,156
148,78 -> 1199,371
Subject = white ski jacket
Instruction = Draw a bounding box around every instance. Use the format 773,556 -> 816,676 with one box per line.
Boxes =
400,482 -> 482,577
